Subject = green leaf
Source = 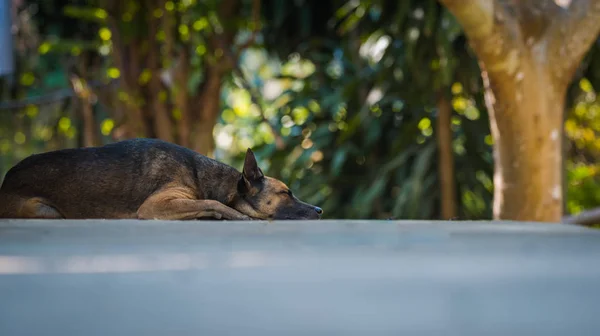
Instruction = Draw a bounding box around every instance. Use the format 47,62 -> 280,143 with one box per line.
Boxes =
381,147 -> 416,175
360,176 -> 387,217
407,142 -> 436,217
63,6 -> 108,23
331,147 -> 348,176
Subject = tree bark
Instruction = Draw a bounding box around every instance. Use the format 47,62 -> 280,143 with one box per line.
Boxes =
195,114 -> 219,157
481,58 -> 564,221
161,5 -> 192,147
174,51 -> 192,148
189,0 -> 242,156
193,68 -> 222,156
69,63 -> 98,148
439,0 -> 600,222
80,97 -> 97,147
436,91 -> 457,219
100,0 -> 248,151
147,0 -> 174,143
106,1 -> 148,138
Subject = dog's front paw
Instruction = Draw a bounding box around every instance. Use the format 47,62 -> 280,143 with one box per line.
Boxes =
220,211 -> 252,221
235,214 -> 252,221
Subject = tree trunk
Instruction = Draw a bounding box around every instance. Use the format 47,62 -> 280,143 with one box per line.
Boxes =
188,0 -> 241,156
147,0 -> 174,143
80,99 -> 97,147
193,69 -> 222,156
81,85 -> 98,148
436,91 -> 457,219
195,115 -> 219,157
439,0 -> 600,222
100,0 -> 246,149
482,59 -> 564,221
162,5 -> 192,148
173,50 -> 191,147
70,66 -> 98,148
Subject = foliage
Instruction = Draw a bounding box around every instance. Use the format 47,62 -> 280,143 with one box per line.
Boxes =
565,78 -> 600,216
2,0 -> 600,220
220,0 -> 494,219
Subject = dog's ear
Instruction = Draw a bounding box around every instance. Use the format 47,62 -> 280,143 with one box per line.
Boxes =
242,148 -> 264,182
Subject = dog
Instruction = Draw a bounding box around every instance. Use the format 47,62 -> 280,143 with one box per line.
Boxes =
0,138 -> 323,220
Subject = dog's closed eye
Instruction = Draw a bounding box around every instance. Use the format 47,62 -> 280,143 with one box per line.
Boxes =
280,190 -> 292,197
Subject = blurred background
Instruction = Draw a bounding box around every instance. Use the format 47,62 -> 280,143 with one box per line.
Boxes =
0,0 -> 599,222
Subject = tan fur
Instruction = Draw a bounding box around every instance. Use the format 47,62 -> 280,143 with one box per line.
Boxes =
13,197 -> 64,219
230,177 -> 311,220
137,186 -> 249,220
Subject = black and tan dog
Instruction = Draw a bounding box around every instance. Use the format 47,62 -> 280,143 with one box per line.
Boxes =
0,138 -> 322,220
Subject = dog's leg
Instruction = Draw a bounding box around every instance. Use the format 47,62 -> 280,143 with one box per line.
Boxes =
0,195 -> 64,219
137,187 -> 250,220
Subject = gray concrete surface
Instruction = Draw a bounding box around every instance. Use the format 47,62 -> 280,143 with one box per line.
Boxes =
1,219 -> 600,335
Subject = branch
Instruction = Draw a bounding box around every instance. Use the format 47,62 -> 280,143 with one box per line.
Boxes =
439,0 -> 521,76
563,207 -> 600,227
0,80 -> 116,110
436,91 -> 457,220
439,0 -> 490,27
547,0 -> 600,84
514,0 -> 562,41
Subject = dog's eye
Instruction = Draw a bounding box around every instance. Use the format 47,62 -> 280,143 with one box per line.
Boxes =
280,190 -> 292,197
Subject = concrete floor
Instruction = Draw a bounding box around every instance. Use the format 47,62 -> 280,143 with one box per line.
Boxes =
1,219 -> 599,335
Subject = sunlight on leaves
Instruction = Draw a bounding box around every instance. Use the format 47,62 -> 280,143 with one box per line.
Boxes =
464,106 -> 480,121
0,140 -> 9,154
14,132 -> 26,145
452,97 -> 468,111
38,42 -> 52,54
33,125 -> 53,141
580,78 -> 593,93
98,27 -> 112,41
101,119 -> 115,136
451,82 -> 463,95
19,73 -> 35,86
417,117 -> 431,130
107,67 -> 121,79
195,44 -> 207,55
58,117 -> 71,133
292,107 -> 310,125
193,18 -> 209,31
95,9 -> 108,19
25,105 -> 38,118
138,69 -> 152,85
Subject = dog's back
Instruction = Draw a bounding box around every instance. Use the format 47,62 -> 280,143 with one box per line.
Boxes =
0,138 -> 226,219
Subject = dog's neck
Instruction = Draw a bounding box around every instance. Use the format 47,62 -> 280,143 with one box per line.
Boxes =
193,155 -> 242,206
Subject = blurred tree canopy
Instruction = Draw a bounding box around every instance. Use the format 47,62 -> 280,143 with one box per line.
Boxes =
2,0 -> 600,223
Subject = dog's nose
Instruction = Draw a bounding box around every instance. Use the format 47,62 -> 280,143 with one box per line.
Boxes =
314,207 -> 323,215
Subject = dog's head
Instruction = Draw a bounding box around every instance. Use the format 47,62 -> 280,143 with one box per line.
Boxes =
231,149 -> 323,220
